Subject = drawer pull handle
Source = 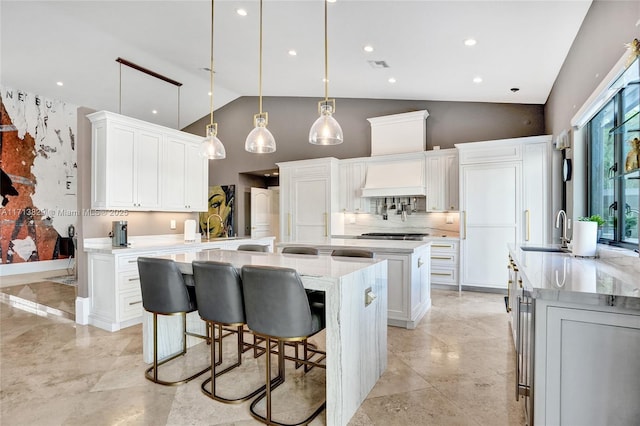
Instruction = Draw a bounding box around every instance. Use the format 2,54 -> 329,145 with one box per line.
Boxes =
128,300 -> 142,306
432,244 -> 453,249
128,260 -> 137,264
128,277 -> 140,282
432,272 -> 453,277
431,256 -> 453,260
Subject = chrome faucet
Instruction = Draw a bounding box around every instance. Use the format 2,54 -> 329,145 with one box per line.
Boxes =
555,209 -> 570,248
205,213 -> 226,240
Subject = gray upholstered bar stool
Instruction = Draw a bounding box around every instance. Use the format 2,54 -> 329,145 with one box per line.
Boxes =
242,265 -> 326,426
192,260 -> 267,403
331,248 -> 374,258
281,246 -> 319,255
237,244 -> 269,252
137,257 -> 211,386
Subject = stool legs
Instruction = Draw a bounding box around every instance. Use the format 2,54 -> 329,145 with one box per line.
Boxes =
145,312 -> 211,386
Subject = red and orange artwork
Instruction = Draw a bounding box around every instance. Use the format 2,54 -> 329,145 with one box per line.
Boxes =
1,99 -> 68,263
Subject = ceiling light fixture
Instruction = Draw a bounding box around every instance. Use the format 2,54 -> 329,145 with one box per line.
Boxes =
152,110 -> 158,114
201,0 -> 226,160
288,49 -> 297,56
388,77 -> 397,84
464,38 -> 477,46
236,8 -> 247,16
309,0 -> 343,146
56,81 -> 64,86
363,45 -> 374,53
473,76 -> 483,83
245,0 -> 276,153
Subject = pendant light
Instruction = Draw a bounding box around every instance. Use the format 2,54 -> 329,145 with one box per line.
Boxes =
201,0 -> 226,159
309,0 -> 343,145
245,0 -> 276,154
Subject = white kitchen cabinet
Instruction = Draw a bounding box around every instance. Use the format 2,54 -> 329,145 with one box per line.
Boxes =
88,112 -> 162,210
87,111 -> 208,212
457,135 -> 551,290
425,149 -> 458,211
339,159 -> 368,213
277,158 -> 341,242
162,135 -> 208,212
429,239 -> 459,288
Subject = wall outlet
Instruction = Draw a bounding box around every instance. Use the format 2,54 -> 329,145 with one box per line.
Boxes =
170,219 -> 176,230
445,214 -> 454,224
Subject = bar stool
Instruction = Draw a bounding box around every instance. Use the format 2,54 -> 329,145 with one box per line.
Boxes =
281,246 -> 319,255
242,265 -> 326,426
137,257 -> 211,386
192,260 -> 268,403
331,248 -> 374,258
237,244 -> 269,252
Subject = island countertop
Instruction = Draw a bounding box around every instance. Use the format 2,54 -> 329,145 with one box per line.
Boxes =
277,237 -> 431,254
509,243 -> 640,310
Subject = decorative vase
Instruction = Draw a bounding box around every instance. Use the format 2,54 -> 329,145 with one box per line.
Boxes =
625,137 -> 640,172
572,221 -> 598,257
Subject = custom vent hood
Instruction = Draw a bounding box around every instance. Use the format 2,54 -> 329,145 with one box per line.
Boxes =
361,159 -> 426,197
361,110 -> 429,197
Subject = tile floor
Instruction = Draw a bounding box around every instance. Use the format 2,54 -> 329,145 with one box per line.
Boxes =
0,289 -> 526,425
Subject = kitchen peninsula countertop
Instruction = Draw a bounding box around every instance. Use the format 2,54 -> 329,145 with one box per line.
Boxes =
84,234 -> 275,254
509,243 -> 640,311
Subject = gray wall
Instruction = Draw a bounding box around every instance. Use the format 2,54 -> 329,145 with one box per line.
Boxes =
544,0 -> 640,227
184,97 -> 544,236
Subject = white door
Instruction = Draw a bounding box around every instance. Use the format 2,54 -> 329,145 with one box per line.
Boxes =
251,188 -> 273,238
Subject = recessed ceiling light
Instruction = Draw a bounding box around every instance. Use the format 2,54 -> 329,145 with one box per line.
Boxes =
273,172 -> 279,176
208,91 -> 212,96
56,81 -> 63,86
388,77 -> 397,84
363,45 -> 374,53
152,110 -> 158,114
473,76 -> 483,84
327,0 -> 337,3
236,8 -> 247,16
464,38 -> 477,47
322,77 -> 329,83
264,173 -> 271,177
288,49 -> 297,56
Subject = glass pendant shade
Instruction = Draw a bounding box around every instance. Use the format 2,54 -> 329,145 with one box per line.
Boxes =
245,115 -> 276,153
201,124 -> 226,159
309,102 -> 343,145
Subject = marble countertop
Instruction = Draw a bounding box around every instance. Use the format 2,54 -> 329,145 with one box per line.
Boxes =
159,249 -> 383,280
277,238 -> 431,254
83,235 -> 274,255
509,243 -> 640,310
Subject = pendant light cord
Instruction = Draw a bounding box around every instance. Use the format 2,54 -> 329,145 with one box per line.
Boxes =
324,0 -> 328,103
209,0 -> 215,127
259,0 -> 264,115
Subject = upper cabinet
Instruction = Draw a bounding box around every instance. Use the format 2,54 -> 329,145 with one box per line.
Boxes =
339,159 -> 368,213
87,111 -> 208,212
425,149 -> 458,211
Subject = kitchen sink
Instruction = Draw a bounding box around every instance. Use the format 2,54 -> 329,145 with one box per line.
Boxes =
520,246 -> 570,253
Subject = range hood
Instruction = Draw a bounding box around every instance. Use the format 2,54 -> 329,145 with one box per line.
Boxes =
361,160 -> 426,197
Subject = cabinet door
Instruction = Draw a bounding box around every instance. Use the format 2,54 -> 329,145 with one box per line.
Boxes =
426,155 -> 445,211
339,161 -> 367,213
184,141 -> 207,211
108,124 -> 136,208
444,152 -> 459,210
522,143 -> 548,245
293,177 -> 329,240
135,130 -> 162,209
279,168 -> 293,242
162,138 -> 188,210
460,162 -> 520,289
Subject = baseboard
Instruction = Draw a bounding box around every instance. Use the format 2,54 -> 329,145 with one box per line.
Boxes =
0,259 -> 74,277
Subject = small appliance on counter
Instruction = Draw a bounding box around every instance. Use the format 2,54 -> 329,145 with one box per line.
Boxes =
109,220 -> 128,247
184,219 -> 197,242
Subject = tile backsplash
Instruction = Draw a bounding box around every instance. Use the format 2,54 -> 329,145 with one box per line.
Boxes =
342,211 -> 460,236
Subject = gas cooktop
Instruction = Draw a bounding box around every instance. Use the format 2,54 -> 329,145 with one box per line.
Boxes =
356,232 -> 430,241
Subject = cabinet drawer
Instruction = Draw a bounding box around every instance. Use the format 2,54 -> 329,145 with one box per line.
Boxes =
117,252 -> 157,270
430,240 -> 459,252
430,252 -> 458,265
119,269 -> 141,293
431,267 -> 458,285
119,290 -> 143,321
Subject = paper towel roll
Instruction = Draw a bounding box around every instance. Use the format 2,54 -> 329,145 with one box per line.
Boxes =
184,219 -> 197,242
572,221 -> 597,257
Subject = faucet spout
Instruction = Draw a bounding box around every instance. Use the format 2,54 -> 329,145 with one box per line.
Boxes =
555,210 -> 570,248
206,213 -> 225,240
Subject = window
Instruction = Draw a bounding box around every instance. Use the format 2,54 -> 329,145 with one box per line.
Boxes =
588,57 -> 639,249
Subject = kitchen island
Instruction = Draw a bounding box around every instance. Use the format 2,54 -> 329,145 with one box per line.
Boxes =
82,234 -> 275,331
277,238 -> 431,329
508,243 -> 640,426
154,249 -> 388,426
